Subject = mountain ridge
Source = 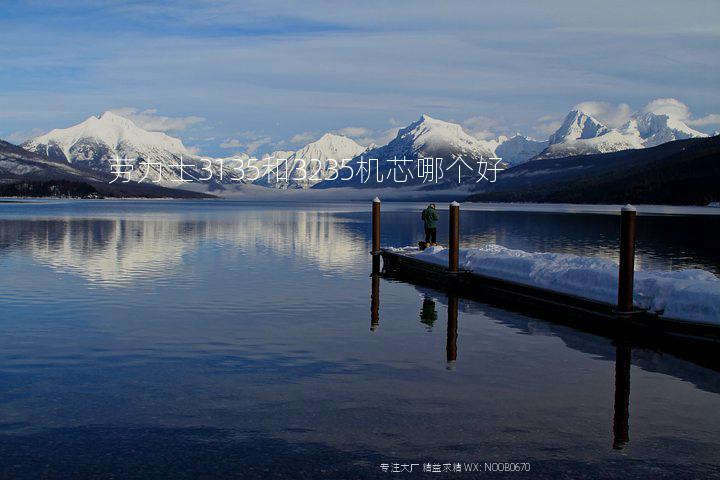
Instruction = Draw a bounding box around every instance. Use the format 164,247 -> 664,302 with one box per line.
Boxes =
14,107 -> 717,197
315,114 -> 496,189
0,139 -> 213,198
467,135 -> 720,205
534,109 -> 707,160
253,133 -> 365,189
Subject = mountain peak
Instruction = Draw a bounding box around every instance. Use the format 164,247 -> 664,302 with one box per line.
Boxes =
298,132 -> 364,154
22,111 -> 191,167
495,134 -> 548,166
316,132 -> 352,143
316,114 -> 496,189
399,114 -> 466,140
404,114 -> 445,129
390,115 -> 495,158
549,110 -> 609,145
94,110 -> 144,130
535,106 -> 709,160
99,110 -> 130,122
622,111 -> 707,147
252,131 -> 365,189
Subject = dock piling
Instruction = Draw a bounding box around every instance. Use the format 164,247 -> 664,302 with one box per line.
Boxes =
617,205 -> 637,315
372,197 -> 381,254
449,201 -> 460,272
372,197 -> 381,273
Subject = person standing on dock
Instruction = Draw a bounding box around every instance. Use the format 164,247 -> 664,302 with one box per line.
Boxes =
421,204 -> 439,246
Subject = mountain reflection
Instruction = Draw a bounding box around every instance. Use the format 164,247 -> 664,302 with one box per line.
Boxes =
0,211 -> 364,286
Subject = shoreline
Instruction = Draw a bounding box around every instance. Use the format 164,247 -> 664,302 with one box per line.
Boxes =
2,196 -> 720,216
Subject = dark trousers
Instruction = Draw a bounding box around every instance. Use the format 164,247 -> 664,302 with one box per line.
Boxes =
424,227 -> 436,244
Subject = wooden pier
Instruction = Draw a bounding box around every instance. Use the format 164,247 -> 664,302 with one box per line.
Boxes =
370,199 -> 720,355
368,199 -> 719,452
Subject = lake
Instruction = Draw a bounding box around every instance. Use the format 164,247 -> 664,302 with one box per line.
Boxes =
0,200 -> 718,479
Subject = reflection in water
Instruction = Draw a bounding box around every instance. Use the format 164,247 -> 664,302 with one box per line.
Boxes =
419,297 -> 438,330
1,218 -> 190,284
3,205 -> 718,287
0,211 -> 364,286
370,272 -> 380,331
1,202 -> 719,478
613,340 -> 632,450
369,276 -> 662,452
446,295 -> 459,369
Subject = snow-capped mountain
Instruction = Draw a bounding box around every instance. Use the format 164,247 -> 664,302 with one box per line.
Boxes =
265,150 -> 296,161
548,110 -> 609,145
534,109 -> 707,160
254,134 -> 365,189
393,114 -> 495,160
15,106 -> 713,195
24,111 -> 189,166
494,134 -> 548,165
619,111 -> 707,147
1,139 -> 108,181
534,110 -> 632,159
316,114 -> 496,188
0,139 -> 210,198
22,111 -> 228,187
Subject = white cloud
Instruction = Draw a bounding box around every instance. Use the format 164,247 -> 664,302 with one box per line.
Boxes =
533,116 -> 562,137
574,101 -> 632,127
357,127 -> 399,148
642,98 -> 691,121
462,116 -> 502,140
290,132 -> 317,144
244,136 -> 271,154
336,126 -> 370,137
220,138 -> 243,148
687,113 -> 720,126
110,108 -> 205,132
642,98 -> 720,128
4,128 -> 45,144
2,1 -> 719,158
220,130 -> 274,153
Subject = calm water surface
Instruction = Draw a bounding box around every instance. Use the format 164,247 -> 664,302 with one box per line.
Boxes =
0,200 -> 718,479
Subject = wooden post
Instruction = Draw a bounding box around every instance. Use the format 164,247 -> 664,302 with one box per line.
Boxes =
448,201 -> 460,272
372,197 -> 381,255
617,204 -> 637,315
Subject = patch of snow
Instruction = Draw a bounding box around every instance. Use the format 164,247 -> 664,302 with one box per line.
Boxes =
388,244 -> 720,324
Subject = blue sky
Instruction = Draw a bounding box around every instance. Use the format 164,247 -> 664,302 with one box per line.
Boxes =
1,0 -> 719,156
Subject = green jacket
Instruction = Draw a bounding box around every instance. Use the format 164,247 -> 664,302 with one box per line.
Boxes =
421,207 -> 439,229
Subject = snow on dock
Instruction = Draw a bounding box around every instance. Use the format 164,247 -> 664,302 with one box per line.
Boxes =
387,244 -> 720,325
